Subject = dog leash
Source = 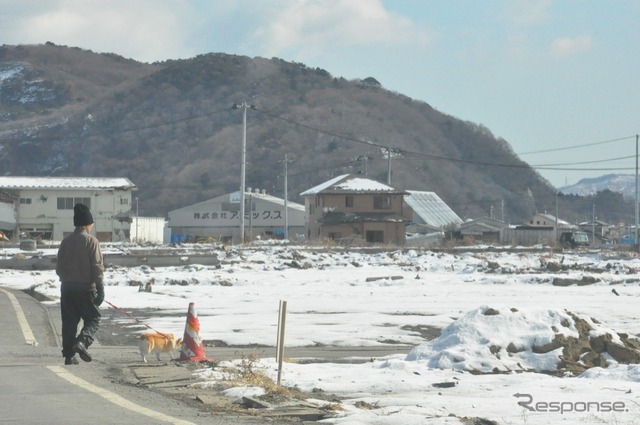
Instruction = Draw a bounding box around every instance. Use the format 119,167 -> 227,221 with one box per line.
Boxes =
103,299 -> 172,339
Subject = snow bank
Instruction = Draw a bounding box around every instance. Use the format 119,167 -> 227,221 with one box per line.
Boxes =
405,305 -> 640,375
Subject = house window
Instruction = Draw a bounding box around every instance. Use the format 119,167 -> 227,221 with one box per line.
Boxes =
373,195 -> 391,209
120,198 -> 129,205
329,232 -> 341,240
315,196 -> 321,207
20,198 -> 32,204
366,230 -> 384,243
345,196 -> 354,208
57,197 -> 91,210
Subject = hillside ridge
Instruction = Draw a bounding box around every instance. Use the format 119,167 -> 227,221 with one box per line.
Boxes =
0,43 -> 575,224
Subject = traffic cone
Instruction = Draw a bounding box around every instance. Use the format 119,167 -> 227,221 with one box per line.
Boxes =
179,302 -> 213,362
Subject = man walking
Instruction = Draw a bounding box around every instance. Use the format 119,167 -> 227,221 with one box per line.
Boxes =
56,203 -> 105,365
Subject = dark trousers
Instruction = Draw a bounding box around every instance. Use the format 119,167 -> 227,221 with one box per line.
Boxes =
60,289 -> 101,358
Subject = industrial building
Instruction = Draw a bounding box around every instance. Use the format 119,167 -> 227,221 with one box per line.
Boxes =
168,189 -> 305,243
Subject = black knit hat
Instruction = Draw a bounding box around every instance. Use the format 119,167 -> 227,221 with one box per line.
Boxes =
73,203 -> 94,227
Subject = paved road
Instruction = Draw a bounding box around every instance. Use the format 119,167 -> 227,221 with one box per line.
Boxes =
1,286 -> 413,424
0,287 -> 282,424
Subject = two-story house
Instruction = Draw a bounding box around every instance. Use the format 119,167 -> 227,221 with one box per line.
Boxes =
0,177 -> 136,241
300,174 -> 407,245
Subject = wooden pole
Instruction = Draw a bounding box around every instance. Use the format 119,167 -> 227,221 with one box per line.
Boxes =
276,300 -> 287,386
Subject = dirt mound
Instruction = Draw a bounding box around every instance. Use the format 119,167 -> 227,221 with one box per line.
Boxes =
406,306 -> 640,375
546,312 -> 640,375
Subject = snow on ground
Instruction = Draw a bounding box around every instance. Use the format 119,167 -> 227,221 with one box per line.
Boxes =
3,242 -> 640,423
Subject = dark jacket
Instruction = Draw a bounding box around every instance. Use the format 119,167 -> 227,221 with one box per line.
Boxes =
56,228 -> 104,291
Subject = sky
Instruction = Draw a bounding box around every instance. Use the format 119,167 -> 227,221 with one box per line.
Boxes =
4,242 -> 640,423
1,0 -> 639,188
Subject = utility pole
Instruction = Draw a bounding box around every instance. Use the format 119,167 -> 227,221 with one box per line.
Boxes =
248,191 -> 252,239
592,204 -> 596,245
635,134 -> 640,251
232,103 -> 254,243
386,148 -> 391,185
283,154 -> 292,240
135,196 -> 139,243
13,194 -> 19,242
358,155 -> 368,176
555,192 -> 559,245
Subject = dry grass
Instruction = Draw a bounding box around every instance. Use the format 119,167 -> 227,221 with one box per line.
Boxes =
221,354 -> 305,399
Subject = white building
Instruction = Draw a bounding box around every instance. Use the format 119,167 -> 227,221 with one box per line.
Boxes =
0,177 -> 136,241
130,216 -> 167,244
0,202 -> 14,234
168,189 -> 305,243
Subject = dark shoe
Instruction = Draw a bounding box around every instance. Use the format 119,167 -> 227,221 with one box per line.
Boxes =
72,341 -> 92,362
65,356 -> 79,365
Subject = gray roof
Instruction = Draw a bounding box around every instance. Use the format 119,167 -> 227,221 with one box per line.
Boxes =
535,213 -> 570,226
0,177 -> 135,190
461,221 -> 501,235
404,190 -> 462,228
169,190 -> 304,214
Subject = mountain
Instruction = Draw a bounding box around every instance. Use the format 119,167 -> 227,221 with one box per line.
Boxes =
0,43 -> 603,224
559,174 -> 637,199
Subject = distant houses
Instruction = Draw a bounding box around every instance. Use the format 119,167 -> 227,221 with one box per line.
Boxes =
505,212 -> 574,246
2,174 -> 629,247
0,174 -> 487,247
167,175 -> 462,246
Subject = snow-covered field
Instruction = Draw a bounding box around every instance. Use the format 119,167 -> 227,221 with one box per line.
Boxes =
3,242 -> 640,424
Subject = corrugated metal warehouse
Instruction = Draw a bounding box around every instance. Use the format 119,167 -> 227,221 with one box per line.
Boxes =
168,189 -> 305,243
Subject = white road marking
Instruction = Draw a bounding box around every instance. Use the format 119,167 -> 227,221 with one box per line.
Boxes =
47,365 -> 197,425
0,288 -> 38,346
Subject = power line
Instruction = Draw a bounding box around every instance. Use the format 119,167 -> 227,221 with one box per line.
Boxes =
1,103 -> 637,174
254,107 -> 391,150
517,135 -> 636,155
392,154 -> 637,168
392,152 -> 638,171
530,166 -> 635,171
254,106 -> 527,168
531,154 -> 637,167
288,159 -> 365,178
254,107 -> 638,173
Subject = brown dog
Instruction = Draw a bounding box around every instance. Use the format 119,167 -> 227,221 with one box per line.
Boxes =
138,332 -> 182,363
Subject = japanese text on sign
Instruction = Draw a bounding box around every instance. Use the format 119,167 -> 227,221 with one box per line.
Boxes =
193,210 -> 282,220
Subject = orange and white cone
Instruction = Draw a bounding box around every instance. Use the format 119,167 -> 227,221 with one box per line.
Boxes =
179,302 -> 213,362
